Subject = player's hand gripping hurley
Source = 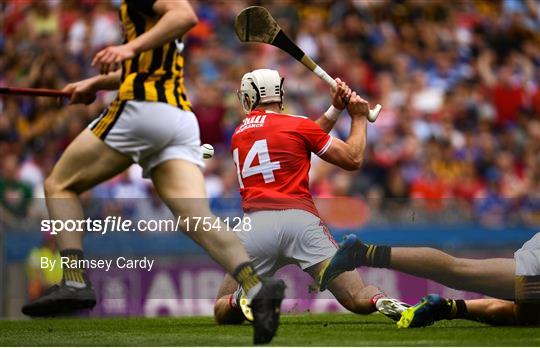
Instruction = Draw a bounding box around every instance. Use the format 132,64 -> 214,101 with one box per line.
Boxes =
234,6 -> 382,122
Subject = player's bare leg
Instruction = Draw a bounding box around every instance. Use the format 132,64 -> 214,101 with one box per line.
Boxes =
45,129 -> 133,249
307,262 -> 381,314
460,299 -> 538,325
464,299 -> 517,325
399,279 -> 540,328
214,274 -> 245,325
22,129 -> 133,316
214,264 -> 385,324
151,159 -> 285,344
399,273 -> 540,328
389,248 -> 515,299
319,234 -> 515,299
398,294 -> 517,327
151,159 -> 256,273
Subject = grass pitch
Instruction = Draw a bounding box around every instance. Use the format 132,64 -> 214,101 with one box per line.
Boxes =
1,313 -> 538,346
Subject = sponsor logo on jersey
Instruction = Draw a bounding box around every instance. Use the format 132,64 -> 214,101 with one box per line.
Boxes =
236,114 -> 267,134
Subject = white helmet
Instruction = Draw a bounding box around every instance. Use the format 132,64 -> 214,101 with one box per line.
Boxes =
237,69 -> 284,114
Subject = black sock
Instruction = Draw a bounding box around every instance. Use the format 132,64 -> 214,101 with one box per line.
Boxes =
364,245 -> 392,268
445,299 -> 468,319
60,249 -> 88,287
232,262 -> 261,297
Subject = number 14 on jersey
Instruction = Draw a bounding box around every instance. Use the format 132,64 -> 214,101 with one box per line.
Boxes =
233,139 -> 281,188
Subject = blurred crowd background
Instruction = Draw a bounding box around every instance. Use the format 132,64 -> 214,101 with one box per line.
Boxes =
2,0 -> 540,231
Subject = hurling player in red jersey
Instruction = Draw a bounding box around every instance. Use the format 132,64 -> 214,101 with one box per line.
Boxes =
214,69 -> 409,324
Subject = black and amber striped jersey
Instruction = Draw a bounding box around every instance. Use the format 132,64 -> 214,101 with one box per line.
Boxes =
117,0 -> 192,111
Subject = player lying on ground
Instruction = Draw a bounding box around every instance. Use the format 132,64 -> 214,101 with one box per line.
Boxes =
22,1 -> 283,343
319,233 -> 540,327
214,69 -> 409,325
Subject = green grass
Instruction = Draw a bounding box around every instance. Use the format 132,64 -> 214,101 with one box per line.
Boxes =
1,313 -> 539,346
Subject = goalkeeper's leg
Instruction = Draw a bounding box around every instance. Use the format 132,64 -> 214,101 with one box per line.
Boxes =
467,299 -> 518,325
320,234 -> 515,299
467,299 -> 538,325
399,295 -> 539,327
389,248 -> 515,299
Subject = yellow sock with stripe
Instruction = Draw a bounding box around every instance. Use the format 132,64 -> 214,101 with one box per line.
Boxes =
60,249 -> 89,289
232,262 -> 262,299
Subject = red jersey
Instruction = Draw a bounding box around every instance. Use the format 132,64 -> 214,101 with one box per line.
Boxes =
231,110 -> 332,216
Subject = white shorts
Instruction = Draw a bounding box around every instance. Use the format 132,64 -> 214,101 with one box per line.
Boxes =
89,99 -> 204,178
514,232 -> 540,276
235,209 -> 338,277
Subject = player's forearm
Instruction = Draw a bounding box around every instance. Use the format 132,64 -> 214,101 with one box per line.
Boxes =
90,70 -> 122,90
127,6 -> 197,55
343,117 -> 367,168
